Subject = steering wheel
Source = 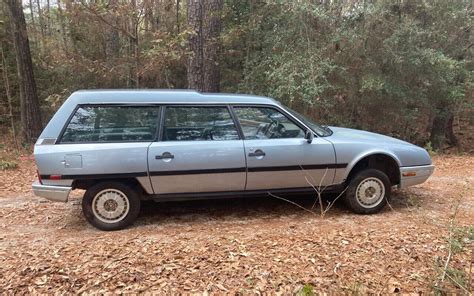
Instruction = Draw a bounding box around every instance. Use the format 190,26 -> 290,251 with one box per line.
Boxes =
202,128 -> 214,140
257,121 -> 276,138
255,124 -> 266,138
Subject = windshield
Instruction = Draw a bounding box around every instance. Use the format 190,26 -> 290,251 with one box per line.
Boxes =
282,106 -> 332,137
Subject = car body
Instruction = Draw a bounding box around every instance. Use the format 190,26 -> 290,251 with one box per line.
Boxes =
33,90 -> 435,230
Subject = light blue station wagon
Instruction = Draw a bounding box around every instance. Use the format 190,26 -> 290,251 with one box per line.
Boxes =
33,90 -> 434,230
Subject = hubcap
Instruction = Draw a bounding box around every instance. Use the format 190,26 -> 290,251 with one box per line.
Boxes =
355,177 -> 385,208
92,189 -> 130,223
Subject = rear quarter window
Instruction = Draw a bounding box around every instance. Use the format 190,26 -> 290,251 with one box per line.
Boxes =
60,106 -> 160,143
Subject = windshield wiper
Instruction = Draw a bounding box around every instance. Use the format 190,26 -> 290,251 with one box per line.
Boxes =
321,125 -> 333,136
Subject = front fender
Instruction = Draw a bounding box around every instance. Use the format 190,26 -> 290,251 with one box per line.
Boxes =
341,149 -> 401,182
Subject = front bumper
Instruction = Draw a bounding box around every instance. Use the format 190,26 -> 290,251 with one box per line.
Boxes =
32,181 -> 71,202
398,164 -> 435,189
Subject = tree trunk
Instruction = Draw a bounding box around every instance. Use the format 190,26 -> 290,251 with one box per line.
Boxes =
35,0 -> 45,38
153,0 -> 160,31
1,45 -> 19,151
46,0 -> 51,35
105,0 -> 120,61
103,0 -> 120,87
64,0 -> 79,54
202,0 -> 222,92
430,110 -> 448,151
186,0 -> 222,92
6,0 -> 43,143
144,0 -> 154,34
445,113 -> 458,147
56,0 -> 69,54
176,0 -> 180,33
128,0 -> 140,88
186,0 -> 204,90
28,0 -> 35,29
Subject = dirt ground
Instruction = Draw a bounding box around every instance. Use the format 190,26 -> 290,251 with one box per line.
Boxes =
0,154 -> 472,294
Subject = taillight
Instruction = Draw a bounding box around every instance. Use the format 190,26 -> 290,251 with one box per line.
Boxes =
37,170 -> 43,184
49,175 -> 62,180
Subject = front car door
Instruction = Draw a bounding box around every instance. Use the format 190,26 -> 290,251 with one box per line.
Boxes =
232,105 -> 336,191
148,105 -> 246,195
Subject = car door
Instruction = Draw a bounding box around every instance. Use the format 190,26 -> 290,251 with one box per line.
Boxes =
148,105 -> 247,194
232,105 -> 336,191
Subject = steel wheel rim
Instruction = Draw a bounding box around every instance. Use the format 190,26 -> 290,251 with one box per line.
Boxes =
92,189 -> 130,224
355,177 -> 385,208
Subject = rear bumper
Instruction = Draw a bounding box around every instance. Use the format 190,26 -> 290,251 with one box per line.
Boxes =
398,164 -> 435,189
32,181 -> 71,202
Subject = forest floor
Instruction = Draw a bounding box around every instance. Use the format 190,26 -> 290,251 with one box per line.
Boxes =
0,154 -> 472,294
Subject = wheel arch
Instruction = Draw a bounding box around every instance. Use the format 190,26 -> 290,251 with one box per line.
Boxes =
72,177 -> 152,194
343,151 -> 401,186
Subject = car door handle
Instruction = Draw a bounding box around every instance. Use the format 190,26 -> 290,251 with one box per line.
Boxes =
155,152 -> 174,160
248,150 -> 265,157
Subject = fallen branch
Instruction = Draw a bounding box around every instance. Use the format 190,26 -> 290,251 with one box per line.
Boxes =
268,165 -> 348,218
435,180 -> 468,292
267,192 -> 317,216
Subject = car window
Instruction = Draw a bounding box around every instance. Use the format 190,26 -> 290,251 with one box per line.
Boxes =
233,107 -> 305,140
60,106 -> 160,143
163,106 -> 240,141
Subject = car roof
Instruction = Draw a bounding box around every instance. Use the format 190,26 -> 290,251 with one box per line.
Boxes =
69,89 -> 280,105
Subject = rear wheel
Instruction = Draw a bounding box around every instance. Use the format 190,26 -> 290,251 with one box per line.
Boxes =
344,169 -> 391,214
82,181 -> 141,231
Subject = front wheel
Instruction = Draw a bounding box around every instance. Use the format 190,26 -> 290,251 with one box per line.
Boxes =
344,169 -> 391,214
82,181 -> 141,231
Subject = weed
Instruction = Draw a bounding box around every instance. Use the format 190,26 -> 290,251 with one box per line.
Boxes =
424,141 -> 437,156
245,277 -> 254,286
296,284 -> 314,296
433,185 -> 471,294
405,193 -> 421,208
0,159 -> 18,170
445,267 -> 467,290
345,282 -> 365,295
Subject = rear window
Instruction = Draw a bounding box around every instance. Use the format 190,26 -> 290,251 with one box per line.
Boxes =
60,106 -> 160,143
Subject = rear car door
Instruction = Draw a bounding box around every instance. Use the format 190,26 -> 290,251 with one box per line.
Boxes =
148,105 -> 246,194
232,106 -> 336,191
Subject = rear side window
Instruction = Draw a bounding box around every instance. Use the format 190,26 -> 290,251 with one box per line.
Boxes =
163,106 -> 239,141
60,106 -> 160,143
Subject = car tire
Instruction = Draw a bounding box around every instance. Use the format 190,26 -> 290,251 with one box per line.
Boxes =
344,169 -> 391,214
82,181 -> 141,231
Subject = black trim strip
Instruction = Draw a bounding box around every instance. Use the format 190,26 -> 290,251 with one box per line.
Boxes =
228,105 -> 245,140
41,163 -> 348,179
400,164 -> 433,168
149,167 -> 246,176
41,172 -> 148,180
148,184 -> 345,202
149,163 -> 346,176
248,163 -> 347,172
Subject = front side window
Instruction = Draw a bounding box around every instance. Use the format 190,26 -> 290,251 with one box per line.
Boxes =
61,106 -> 160,143
233,106 -> 305,140
163,106 -> 239,141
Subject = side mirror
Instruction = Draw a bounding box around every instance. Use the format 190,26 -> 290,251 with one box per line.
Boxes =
305,130 -> 314,143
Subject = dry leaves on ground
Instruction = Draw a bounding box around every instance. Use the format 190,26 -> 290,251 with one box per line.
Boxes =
0,155 -> 472,294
